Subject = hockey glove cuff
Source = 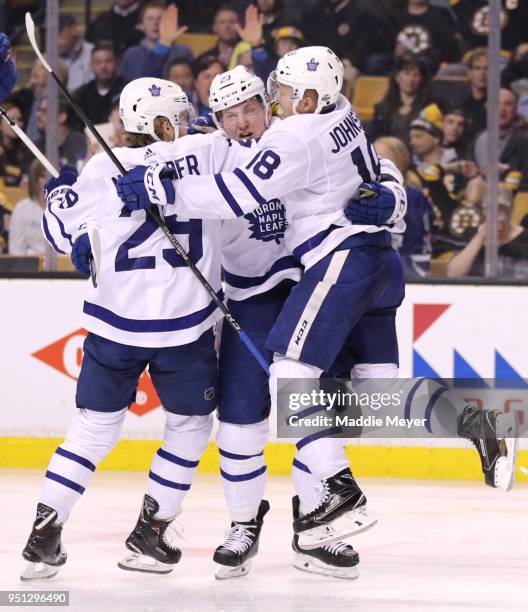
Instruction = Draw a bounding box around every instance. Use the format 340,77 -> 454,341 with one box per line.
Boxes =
71,224 -> 92,278
116,164 -> 176,212
345,180 -> 407,226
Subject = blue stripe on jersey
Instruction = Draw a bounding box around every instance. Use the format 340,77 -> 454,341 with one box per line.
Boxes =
219,448 -> 264,460
83,291 -> 222,333
223,256 -> 301,290
157,448 -> 199,468
42,214 -> 66,254
45,470 -> 85,494
214,174 -> 244,217
292,458 -> 311,474
233,168 -> 267,206
149,470 -> 191,490
47,200 -> 73,248
292,225 -> 341,261
220,466 -> 267,482
56,447 -> 96,471
295,427 -> 343,450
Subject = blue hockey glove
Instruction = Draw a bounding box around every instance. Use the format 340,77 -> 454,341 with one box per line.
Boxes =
44,165 -> 78,197
187,113 -> 216,135
71,225 -> 92,278
115,163 -> 176,212
0,33 -> 17,102
345,181 -> 402,226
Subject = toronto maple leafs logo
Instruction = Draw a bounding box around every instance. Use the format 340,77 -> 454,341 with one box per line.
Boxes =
244,198 -> 286,244
149,83 -> 161,96
306,58 -> 319,72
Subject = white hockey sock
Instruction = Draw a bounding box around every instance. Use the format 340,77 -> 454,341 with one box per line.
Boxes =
217,420 -> 268,523
292,456 -> 321,516
295,436 -> 350,482
40,407 -> 127,524
147,412 -> 213,520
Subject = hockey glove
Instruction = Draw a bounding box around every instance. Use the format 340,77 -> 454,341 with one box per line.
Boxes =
44,165 -> 78,198
71,225 -> 92,278
0,33 -> 17,102
345,180 -> 406,226
188,113 -> 216,134
115,163 -> 176,212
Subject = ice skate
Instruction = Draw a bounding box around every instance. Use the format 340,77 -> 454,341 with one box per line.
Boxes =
291,496 -> 359,579
457,406 -> 519,491
118,494 -> 182,574
213,499 -> 270,580
20,504 -> 66,582
294,468 -> 377,549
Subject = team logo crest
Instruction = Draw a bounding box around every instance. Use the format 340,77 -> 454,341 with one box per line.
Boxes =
306,58 -> 319,72
149,84 -> 161,96
244,198 -> 286,244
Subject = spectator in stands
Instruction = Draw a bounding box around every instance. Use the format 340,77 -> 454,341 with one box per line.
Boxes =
369,57 -> 430,144
85,96 -> 126,160
255,0 -> 285,51
474,88 -> 528,192
167,59 -> 194,96
392,0 -> 461,70
197,6 -> 240,67
502,43 -> 528,123
296,0 -> 392,73
375,135 -> 435,278
452,0 -> 528,54
120,2 -> 193,82
228,41 -> 253,71
235,5 -> 303,81
190,55 -> 225,115
11,59 -> 68,143
72,43 -> 126,132
432,48 -> 488,139
8,160 -> 47,257
0,100 -> 30,186
35,98 -> 86,168
85,0 -> 142,54
447,187 -> 528,278
58,13 -> 94,92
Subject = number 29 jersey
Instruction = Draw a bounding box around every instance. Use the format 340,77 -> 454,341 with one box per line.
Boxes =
43,137 -> 228,348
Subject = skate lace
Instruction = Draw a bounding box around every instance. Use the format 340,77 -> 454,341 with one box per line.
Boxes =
322,541 -> 351,556
221,523 -> 256,554
161,519 -> 185,552
313,480 -> 331,510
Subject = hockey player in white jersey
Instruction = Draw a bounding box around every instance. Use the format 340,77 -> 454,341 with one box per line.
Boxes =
115,48 -> 408,554
116,47 -> 519,549
20,79 -> 229,580
202,66 -> 379,579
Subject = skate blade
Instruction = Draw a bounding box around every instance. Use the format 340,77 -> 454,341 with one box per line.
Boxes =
495,413 -> 519,491
20,562 -> 59,582
215,559 -> 251,580
298,507 -> 377,550
117,552 -> 174,575
293,554 -> 359,580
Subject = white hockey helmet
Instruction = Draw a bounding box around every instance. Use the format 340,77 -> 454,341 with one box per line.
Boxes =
268,46 -> 343,114
209,66 -> 269,129
119,77 -> 195,140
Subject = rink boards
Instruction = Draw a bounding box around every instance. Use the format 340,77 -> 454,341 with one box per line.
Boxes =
1,278 -> 527,481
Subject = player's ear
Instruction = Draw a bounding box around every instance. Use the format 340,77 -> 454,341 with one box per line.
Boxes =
298,90 -> 318,114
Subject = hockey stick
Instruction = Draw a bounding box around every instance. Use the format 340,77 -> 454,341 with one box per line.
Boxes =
0,105 -> 58,178
25,12 -> 270,374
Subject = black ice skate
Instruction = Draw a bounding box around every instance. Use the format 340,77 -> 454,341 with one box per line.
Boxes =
213,499 -> 270,580
117,494 -> 182,574
293,468 -> 377,549
291,496 -> 359,580
457,406 -> 519,491
20,503 -> 67,582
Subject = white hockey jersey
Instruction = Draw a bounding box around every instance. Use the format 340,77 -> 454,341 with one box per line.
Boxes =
173,95 -> 406,271
214,122 -> 302,301
43,137 -> 228,347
